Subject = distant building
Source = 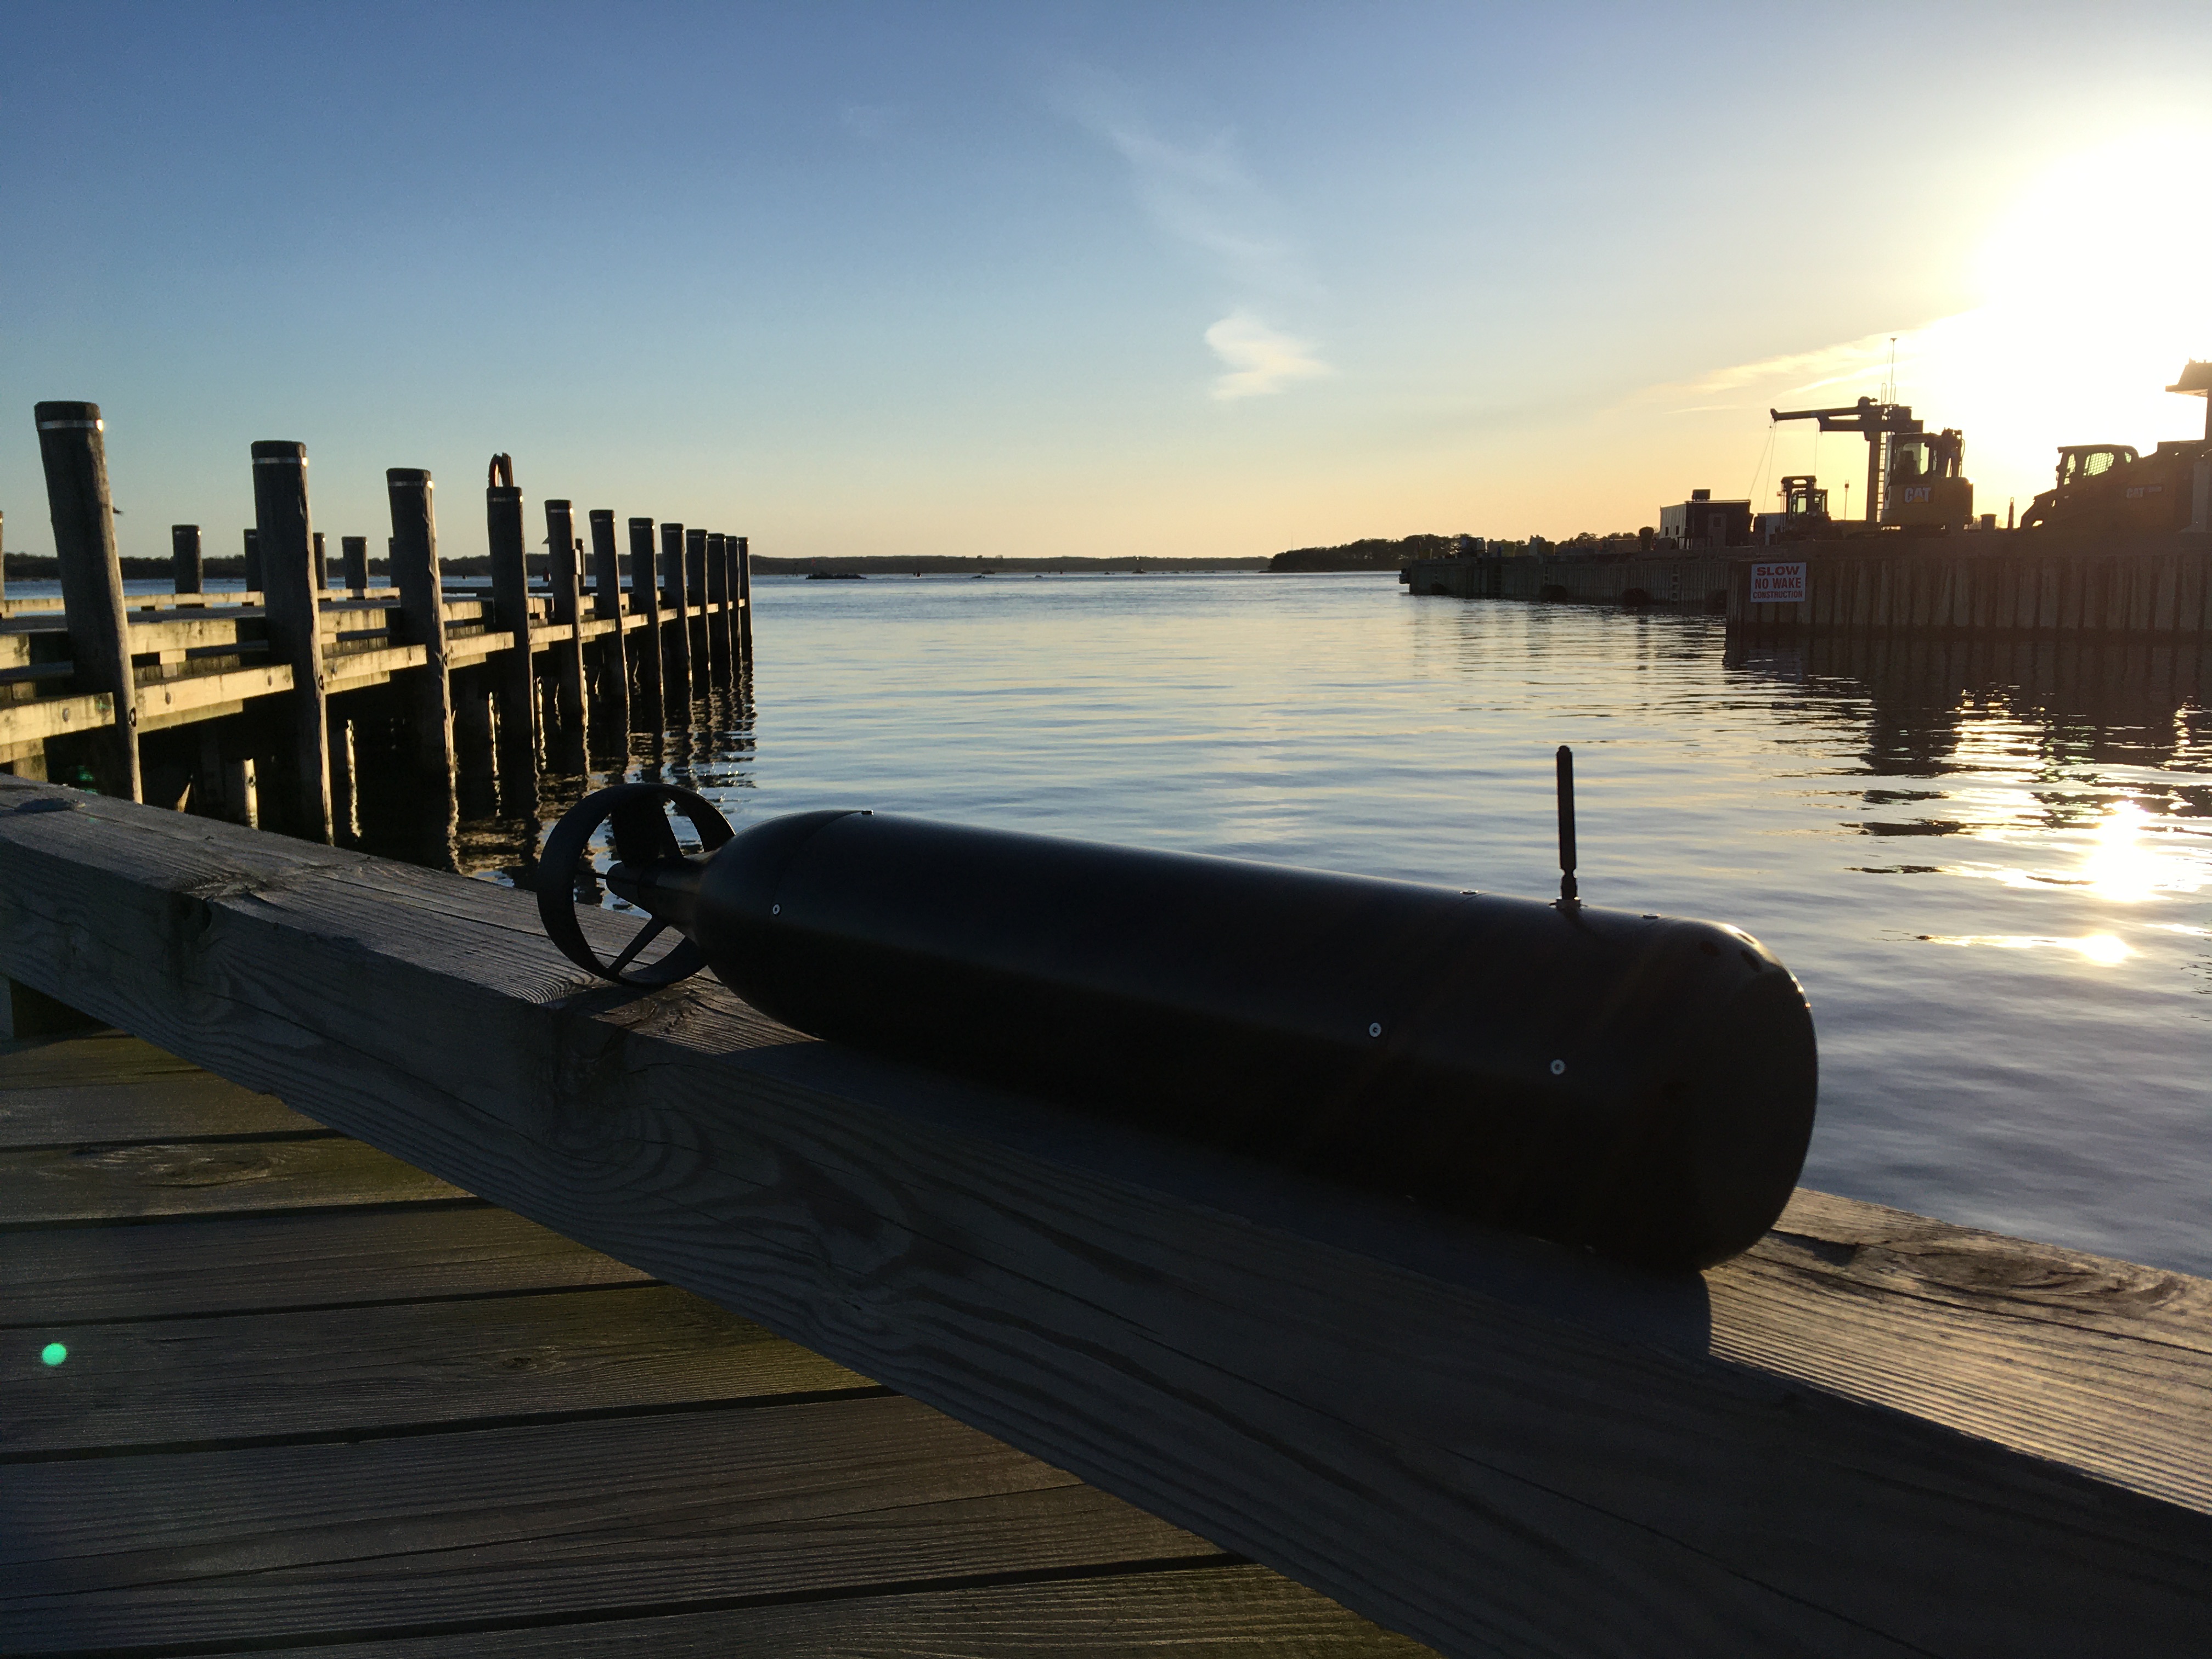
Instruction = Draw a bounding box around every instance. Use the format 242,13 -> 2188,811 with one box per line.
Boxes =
1658,488 -> 1752,549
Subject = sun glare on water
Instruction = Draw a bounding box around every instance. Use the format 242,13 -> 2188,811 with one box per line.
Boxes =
2079,800 -> 2172,905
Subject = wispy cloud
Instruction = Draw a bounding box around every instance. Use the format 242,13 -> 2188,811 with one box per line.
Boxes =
1079,115 -> 1300,292
1055,73 -> 1328,399
1626,326 -> 1934,412
1205,310 -> 1331,400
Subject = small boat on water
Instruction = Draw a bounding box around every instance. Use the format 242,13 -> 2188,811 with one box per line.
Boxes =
805,570 -> 865,580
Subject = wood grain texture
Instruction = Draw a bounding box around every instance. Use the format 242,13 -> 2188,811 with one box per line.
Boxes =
3,1283 -> 873,1456
0,1029 -> 314,1146
0,1203 -> 650,1327
0,1133 -> 466,1226
3,1394 -> 1219,1653
0,775 -> 2205,1658
243,1562 -> 1431,1657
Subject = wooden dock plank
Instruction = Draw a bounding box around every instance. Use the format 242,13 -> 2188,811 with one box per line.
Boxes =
0,1133 -> 467,1225
3,1283 -> 874,1456
0,1203 -> 650,1325
0,1028 -> 1392,1656
2,1396 -> 1223,1654
244,1562 -> 1429,1658
0,1030 -> 312,1146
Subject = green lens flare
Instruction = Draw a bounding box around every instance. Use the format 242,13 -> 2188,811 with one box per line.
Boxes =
40,1342 -> 67,1367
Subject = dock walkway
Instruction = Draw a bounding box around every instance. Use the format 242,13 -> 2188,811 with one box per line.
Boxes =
1,1021 -> 1420,1655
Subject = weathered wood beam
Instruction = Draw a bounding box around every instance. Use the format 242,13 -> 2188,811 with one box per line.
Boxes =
0,774 -> 2203,1658
0,692 -> 115,748
134,663 -> 290,730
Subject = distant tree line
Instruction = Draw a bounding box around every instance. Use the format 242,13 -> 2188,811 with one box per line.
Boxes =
1269,534 -> 1463,572
753,555 -> 1272,573
1271,529 -> 1655,571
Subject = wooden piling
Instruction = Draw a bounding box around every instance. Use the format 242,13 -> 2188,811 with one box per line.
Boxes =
737,534 -> 754,664
661,522 -> 692,704
629,517 -> 664,721
326,704 -> 356,842
706,532 -> 732,687
686,529 -> 710,684
721,533 -> 743,673
486,469 -> 539,791
312,531 -> 329,593
450,671 -> 494,780
250,440 -> 331,842
385,470 -> 456,786
242,528 -> 262,594
34,402 -> 140,801
588,509 -> 630,734
544,500 -> 588,735
721,532 -> 742,678
194,736 -> 256,826
170,524 -> 204,595
342,535 -> 369,595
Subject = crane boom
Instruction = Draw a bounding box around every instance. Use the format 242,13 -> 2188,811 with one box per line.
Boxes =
1770,396 -> 1923,523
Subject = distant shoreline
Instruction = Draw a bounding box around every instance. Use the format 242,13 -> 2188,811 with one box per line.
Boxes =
0,551 -> 1422,582
754,555 -> 1272,574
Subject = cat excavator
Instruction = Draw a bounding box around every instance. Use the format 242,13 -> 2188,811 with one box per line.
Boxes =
1768,397 -> 1974,532
2019,363 -> 2212,533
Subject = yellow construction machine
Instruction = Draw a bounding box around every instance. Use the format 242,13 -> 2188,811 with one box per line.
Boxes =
1768,397 -> 1974,533
2020,363 -> 2212,533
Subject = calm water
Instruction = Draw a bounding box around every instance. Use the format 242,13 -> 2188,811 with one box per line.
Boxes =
35,572 -> 2209,1271
585,571 -> 2209,1273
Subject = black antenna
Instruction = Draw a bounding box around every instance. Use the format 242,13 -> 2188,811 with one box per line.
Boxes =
1555,744 -> 1579,910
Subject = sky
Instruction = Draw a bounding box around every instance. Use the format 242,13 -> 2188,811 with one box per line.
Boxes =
4,1 -> 2210,562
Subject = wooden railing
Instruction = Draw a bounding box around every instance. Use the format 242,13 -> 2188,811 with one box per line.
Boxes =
0,770 -> 2203,1657
4,403 -> 753,838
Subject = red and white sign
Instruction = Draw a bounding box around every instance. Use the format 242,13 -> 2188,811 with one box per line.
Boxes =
1750,561 -> 1807,604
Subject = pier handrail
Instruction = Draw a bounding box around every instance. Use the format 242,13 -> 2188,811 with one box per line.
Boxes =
0,772 -> 2205,1657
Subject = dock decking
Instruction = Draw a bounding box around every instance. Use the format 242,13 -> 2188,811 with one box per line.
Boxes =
1,1023 -> 1424,1656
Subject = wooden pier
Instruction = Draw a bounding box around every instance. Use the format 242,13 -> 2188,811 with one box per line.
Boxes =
4,404 -> 752,847
2,776 -> 2208,1657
